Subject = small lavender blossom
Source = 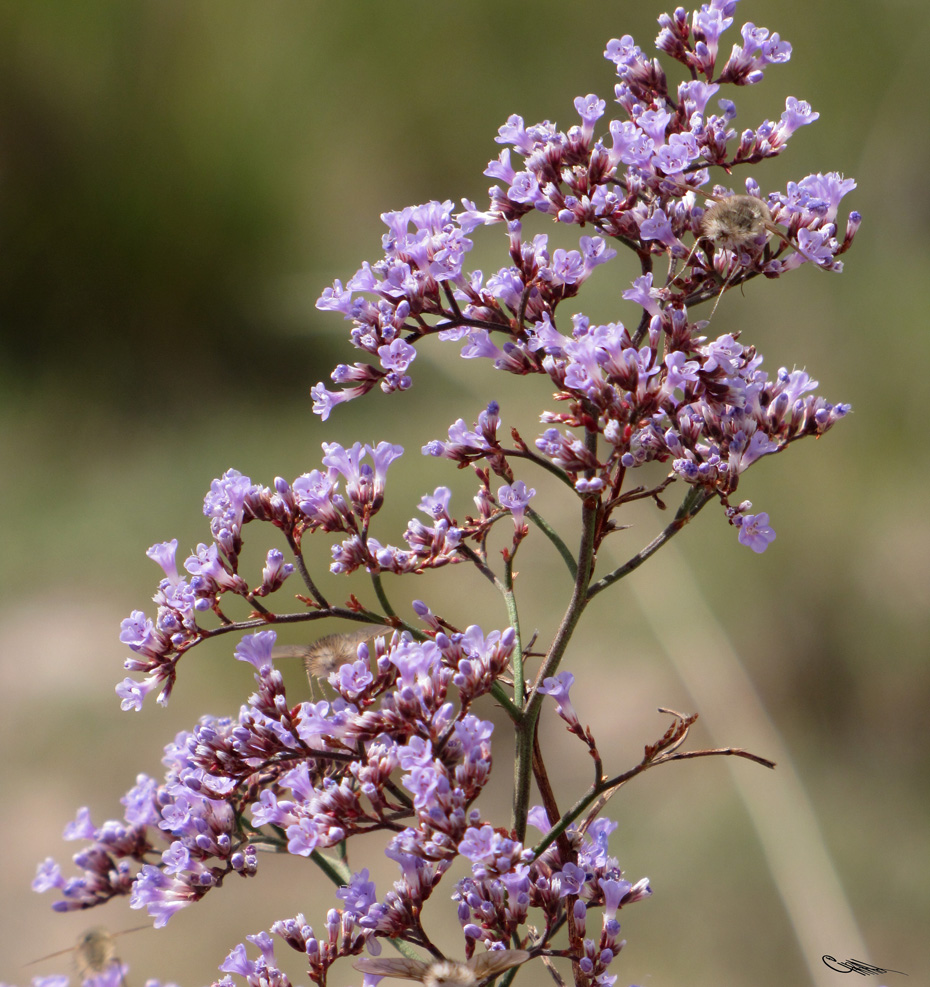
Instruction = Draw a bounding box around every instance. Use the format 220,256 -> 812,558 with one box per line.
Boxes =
234,630 -> 277,670
497,481 -> 536,527
556,861 -> 588,897
418,486 -> 453,521
736,511 -> 777,553
539,671 -> 580,729
146,540 -> 181,583
322,441 -> 403,516
255,548 -> 293,596
337,868 -> 379,919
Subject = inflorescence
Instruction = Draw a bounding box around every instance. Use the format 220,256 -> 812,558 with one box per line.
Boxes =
28,5 -> 857,987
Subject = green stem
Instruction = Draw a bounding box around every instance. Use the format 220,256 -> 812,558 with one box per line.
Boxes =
531,742 -> 774,860
387,940 -> 430,961
526,507 -> 577,581
502,553 -> 525,707
512,493 -> 600,841
370,572 -> 397,618
502,446 -> 579,491
525,496 -> 599,721
586,487 -> 713,601
510,707 -> 533,842
198,606 -> 395,642
458,542 -> 507,593
490,680 -> 523,721
309,849 -> 352,886
286,531 -> 329,608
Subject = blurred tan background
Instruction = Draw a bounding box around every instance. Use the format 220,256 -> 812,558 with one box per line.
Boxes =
1,2 -> 927,986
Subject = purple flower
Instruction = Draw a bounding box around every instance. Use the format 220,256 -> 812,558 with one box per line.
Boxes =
397,737 -> 434,771
775,96 -> 818,141
337,868 -> 379,920
796,171 -> 857,222
203,469 -> 253,529
693,4 -> 734,61
322,441 -> 403,515
336,659 -> 374,697
292,468 -> 347,531
556,861 -> 587,897
637,107 -> 672,145
795,226 -> 842,269
285,817 -> 324,857
378,338 -> 417,373
652,133 -> 700,176
508,170 -> 549,209
664,350 -> 701,392
539,671 -> 580,729
121,775 -> 159,827
146,540 -> 180,583
607,119 -> 654,169
234,631 -> 277,670
32,858 -> 65,893
458,826 -> 527,880
528,806 -> 553,835
34,11 -> 860,983
497,481 -> 536,526
250,790 -> 290,828
574,93 -> 606,144
452,715 -> 494,759
119,610 -> 169,661
580,816 -> 617,869
185,542 -> 246,594
579,236 -> 617,274
459,824 -> 496,863
256,548 -> 293,596
622,273 -> 662,317
162,840 -> 191,876
311,380 -> 361,420
737,512 -> 777,553
638,208 -> 683,254
599,877 -> 633,921
115,674 -> 159,712
678,79 -> 720,117
418,486 -> 453,520
130,865 -> 199,927
423,416 -> 493,461
62,806 -> 98,841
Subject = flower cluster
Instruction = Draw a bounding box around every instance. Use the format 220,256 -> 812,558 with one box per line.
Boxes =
312,0 -> 857,548
115,440 -> 544,710
28,4 -> 856,987
313,21 -> 858,404
36,626 -> 651,987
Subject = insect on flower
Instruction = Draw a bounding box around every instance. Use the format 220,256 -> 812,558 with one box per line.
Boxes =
271,626 -> 389,692
669,185 -> 800,315
699,193 -> 775,253
353,949 -> 531,987
25,926 -> 148,985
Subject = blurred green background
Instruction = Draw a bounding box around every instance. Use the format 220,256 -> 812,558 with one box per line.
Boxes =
1,1 -> 927,986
